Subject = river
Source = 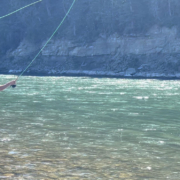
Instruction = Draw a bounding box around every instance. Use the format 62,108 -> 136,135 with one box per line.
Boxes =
0,75 -> 180,179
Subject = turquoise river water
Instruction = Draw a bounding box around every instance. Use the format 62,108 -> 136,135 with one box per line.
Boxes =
0,75 -> 180,180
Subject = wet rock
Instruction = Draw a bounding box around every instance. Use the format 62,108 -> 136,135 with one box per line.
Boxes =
3,173 -> 14,177
119,172 -> 133,179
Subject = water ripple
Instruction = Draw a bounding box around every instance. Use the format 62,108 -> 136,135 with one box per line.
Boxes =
0,76 -> 180,179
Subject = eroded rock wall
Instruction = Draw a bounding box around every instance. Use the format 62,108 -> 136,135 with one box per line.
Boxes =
2,25 -> 180,78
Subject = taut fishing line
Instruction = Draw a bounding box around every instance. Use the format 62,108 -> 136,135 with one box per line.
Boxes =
0,0 -> 77,88
17,0 -> 76,83
0,0 -> 42,20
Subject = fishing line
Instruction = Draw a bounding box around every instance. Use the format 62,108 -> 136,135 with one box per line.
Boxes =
18,0 -> 76,79
0,0 -> 42,20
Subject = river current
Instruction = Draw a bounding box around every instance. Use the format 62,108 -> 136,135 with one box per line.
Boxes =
0,75 -> 180,179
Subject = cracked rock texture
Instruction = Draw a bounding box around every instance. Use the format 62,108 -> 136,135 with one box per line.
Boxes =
1,1 -> 180,78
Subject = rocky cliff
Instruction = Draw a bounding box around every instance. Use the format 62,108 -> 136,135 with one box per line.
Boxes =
1,0 -> 180,78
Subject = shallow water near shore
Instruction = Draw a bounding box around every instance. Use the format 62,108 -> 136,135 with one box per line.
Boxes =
0,75 -> 180,179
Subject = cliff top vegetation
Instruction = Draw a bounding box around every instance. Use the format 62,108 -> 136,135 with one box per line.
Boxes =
0,0 -> 180,55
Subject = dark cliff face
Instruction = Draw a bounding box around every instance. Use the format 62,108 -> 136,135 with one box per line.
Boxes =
1,0 -> 180,78
1,0 -> 180,51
